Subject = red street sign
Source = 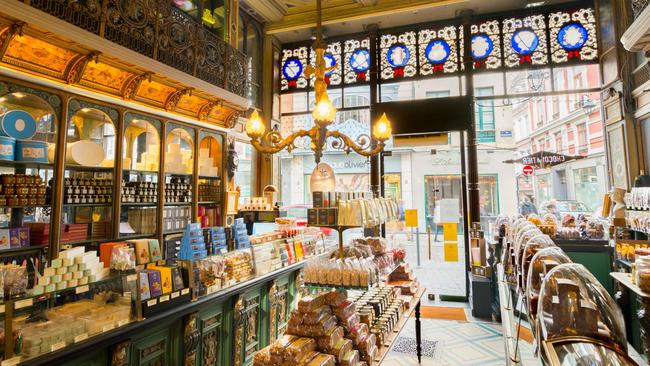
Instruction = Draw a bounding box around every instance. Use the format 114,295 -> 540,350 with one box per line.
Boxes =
522,165 -> 534,175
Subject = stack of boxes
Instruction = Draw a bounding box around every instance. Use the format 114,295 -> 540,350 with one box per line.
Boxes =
232,218 -> 250,249
198,148 -> 219,177
164,143 -> 193,175
124,144 -> 159,171
198,179 -> 221,202
178,223 -> 208,260
31,247 -> 109,295
163,206 -> 191,232
127,208 -> 157,234
308,192 -> 338,226
204,226 -> 227,255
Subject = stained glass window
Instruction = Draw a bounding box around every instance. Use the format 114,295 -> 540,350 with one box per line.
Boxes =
310,41 -> 342,87
549,8 -> 597,63
280,46 -> 309,91
503,14 -> 548,68
418,25 -> 459,76
343,37 -> 371,84
380,31 -> 417,80
470,20 -> 501,70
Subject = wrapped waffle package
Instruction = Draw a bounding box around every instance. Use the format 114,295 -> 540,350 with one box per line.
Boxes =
340,350 -> 360,366
346,323 -> 369,345
316,326 -> 344,350
304,353 -> 336,366
285,337 -> 317,363
332,300 -> 356,320
327,338 -> 352,362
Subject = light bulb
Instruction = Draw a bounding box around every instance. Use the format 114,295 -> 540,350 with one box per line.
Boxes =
245,110 -> 266,138
372,113 -> 392,141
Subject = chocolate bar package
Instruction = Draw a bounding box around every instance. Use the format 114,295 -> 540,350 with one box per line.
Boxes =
147,269 -> 163,298
171,267 -> 185,291
138,271 -> 151,300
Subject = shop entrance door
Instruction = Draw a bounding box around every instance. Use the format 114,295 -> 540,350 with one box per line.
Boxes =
388,131 -> 468,301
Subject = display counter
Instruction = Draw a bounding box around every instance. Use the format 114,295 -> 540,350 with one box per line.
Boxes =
553,239 -> 614,295
16,254 -> 311,366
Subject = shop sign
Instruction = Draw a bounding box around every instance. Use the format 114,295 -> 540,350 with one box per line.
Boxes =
503,151 -> 585,169
500,130 -> 513,137
522,165 -> 534,175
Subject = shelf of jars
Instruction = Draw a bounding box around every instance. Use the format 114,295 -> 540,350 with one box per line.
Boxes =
197,131 -> 223,227
0,91 -> 57,267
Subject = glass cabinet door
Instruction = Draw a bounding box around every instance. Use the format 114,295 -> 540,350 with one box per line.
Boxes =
201,0 -> 226,37
121,115 -> 161,238
62,102 -> 117,246
197,132 -> 223,227
0,90 -> 57,261
163,125 -> 194,235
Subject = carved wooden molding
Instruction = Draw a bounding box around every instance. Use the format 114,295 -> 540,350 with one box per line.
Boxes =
224,110 -> 241,129
65,51 -> 101,84
268,280 -> 278,343
0,22 -> 24,58
233,295 -> 244,366
165,88 -> 192,111
198,100 -> 221,121
184,312 -> 200,366
111,340 -> 131,366
121,72 -> 152,100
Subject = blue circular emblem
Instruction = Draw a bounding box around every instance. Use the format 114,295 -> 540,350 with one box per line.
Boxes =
349,48 -> 370,73
557,23 -> 588,50
471,34 -> 493,60
282,57 -> 303,80
511,29 -> 539,55
425,39 -> 451,64
323,53 -> 336,76
387,44 -> 410,68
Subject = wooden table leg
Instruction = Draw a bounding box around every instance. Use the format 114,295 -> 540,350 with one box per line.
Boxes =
415,300 -> 422,364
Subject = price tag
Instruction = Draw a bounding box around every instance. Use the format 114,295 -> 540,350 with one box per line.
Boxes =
126,274 -> 137,282
76,285 -> 90,294
117,319 -> 129,327
74,333 -> 89,343
1,356 -> 22,366
159,295 -> 170,303
171,292 -> 179,299
147,299 -> 157,307
102,323 -> 116,332
51,341 -> 66,352
181,288 -> 190,296
15,298 -> 33,309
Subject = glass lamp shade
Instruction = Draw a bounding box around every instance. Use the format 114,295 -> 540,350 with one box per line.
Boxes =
246,110 -> 266,138
312,96 -> 337,125
310,163 -> 336,192
373,113 -> 392,141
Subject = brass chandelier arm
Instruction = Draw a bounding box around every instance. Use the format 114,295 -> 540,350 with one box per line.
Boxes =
327,130 -> 386,157
250,126 -> 316,154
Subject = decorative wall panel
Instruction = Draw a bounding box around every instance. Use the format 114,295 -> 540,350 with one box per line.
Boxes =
380,31 -> 417,80
280,46 -> 309,91
3,35 -> 78,79
310,41 -> 342,86
549,8 -> 598,63
503,14 -> 548,68
343,38 -> 371,85
80,62 -> 135,95
470,20 -> 502,70
418,25 -> 459,76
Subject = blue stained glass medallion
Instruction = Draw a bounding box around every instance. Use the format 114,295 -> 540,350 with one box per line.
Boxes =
511,29 -> 539,55
282,57 -> 303,80
425,39 -> 451,64
471,34 -> 493,60
557,22 -> 588,50
387,44 -> 410,68
349,48 -> 370,73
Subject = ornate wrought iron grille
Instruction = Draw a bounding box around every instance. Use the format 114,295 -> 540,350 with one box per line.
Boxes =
26,0 -> 250,98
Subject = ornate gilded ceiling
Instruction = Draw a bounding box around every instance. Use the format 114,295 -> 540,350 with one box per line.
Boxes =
0,18 -> 240,128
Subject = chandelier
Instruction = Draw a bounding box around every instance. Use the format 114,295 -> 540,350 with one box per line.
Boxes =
245,0 -> 392,163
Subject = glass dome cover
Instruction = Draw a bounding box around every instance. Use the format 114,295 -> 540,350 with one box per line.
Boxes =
549,341 -> 638,366
538,263 -> 627,353
526,247 -> 572,338
518,234 -> 555,293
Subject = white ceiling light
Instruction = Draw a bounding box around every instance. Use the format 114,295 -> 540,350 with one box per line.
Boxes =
525,1 -> 546,8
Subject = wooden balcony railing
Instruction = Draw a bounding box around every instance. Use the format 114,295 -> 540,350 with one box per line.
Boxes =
25,0 -> 250,99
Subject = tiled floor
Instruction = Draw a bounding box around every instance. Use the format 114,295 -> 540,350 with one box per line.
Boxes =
382,316 -> 541,366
